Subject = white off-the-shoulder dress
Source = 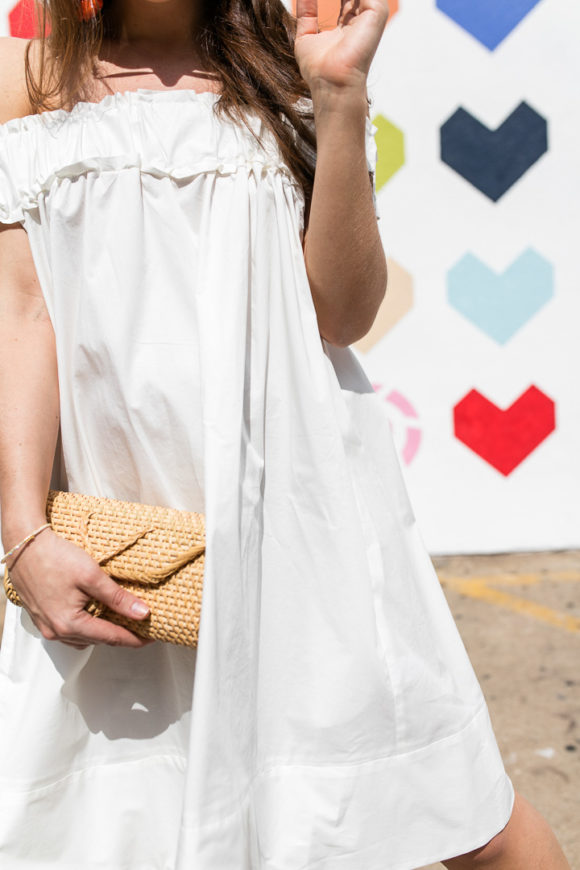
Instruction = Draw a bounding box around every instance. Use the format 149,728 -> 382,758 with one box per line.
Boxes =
0,89 -> 514,870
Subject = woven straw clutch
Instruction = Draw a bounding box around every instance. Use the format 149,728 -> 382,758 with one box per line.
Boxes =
3,490 -> 205,647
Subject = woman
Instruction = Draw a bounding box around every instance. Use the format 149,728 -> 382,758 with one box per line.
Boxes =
0,0 -> 571,867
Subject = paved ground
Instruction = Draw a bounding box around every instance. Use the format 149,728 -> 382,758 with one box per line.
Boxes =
1,549 -> 578,868
420,549 -> 579,870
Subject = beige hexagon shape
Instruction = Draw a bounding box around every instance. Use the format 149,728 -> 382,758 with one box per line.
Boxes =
353,259 -> 413,353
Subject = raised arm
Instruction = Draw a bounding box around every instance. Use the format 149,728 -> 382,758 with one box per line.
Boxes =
294,0 -> 389,348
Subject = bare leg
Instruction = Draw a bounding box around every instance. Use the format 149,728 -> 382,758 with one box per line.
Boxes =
441,791 -> 571,869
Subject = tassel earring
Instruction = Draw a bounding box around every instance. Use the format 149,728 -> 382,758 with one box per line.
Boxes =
78,0 -> 103,21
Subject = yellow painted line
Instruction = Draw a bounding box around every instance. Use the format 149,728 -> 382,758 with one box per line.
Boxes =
438,576 -> 580,635
438,571 -> 580,587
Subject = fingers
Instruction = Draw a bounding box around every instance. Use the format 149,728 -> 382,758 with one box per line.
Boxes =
295,0 -> 318,39
81,569 -> 151,622
40,611 -> 155,648
44,567 -> 156,647
59,640 -> 90,650
56,631 -> 154,650
75,568 -> 157,647
340,0 -> 361,26
75,613 -> 157,647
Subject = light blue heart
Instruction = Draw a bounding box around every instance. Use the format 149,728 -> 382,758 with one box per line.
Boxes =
447,249 -> 553,344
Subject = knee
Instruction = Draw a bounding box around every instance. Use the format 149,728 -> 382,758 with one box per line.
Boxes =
442,791 -> 520,868
443,834 -> 505,868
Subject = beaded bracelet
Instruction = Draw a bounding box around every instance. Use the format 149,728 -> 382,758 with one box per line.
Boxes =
0,522 -> 52,566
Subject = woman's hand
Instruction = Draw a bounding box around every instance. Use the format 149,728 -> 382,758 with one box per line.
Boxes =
5,528 -> 155,649
294,0 -> 390,96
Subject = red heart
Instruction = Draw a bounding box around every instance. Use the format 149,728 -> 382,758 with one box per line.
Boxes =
454,386 -> 556,476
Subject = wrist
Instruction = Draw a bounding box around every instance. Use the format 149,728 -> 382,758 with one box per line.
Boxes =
309,79 -> 368,115
310,85 -> 368,147
1,511 -> 50,553
1,520 -> 52,570
311,97 -> 368,156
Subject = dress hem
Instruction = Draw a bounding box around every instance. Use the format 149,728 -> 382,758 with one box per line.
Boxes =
175,702 -> 515,869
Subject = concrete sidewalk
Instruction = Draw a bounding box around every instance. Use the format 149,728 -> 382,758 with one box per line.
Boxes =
1,549 -> 578,868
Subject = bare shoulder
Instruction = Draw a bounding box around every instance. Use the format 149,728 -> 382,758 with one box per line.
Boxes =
0,36 -> 34,123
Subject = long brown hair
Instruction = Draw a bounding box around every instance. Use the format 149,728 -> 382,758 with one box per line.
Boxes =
24,0 -> 318,203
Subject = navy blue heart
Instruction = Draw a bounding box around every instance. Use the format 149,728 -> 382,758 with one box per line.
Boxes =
440,102 -> 547,201
436,0 -> 543,51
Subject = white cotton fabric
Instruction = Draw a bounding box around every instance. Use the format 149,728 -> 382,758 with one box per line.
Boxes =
0,89 -> 514,869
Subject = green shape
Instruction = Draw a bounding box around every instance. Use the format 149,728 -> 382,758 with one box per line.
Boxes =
372,114 -> 405,191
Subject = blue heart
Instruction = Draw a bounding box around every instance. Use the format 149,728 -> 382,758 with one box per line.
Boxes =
436,0 -> 543,51
440,102 -> 547,201
447,249 -> 553,344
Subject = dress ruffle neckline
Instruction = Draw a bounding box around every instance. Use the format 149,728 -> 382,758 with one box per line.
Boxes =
0,88 -> 316,224
0,87 -> 379,226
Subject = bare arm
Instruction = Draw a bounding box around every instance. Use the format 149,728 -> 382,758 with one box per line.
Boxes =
294,0 -> 389,348
303,85 -> 387,348
0,223 -> 60,546
0,38 -> 59,544
0,220 -> 158,648
0,39 -> 154,647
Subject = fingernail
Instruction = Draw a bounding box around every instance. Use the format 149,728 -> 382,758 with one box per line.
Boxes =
131,602 -> 150,618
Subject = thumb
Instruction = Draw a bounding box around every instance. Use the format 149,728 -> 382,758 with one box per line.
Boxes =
82,568 -> 151,620
295,0 -> 318,40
